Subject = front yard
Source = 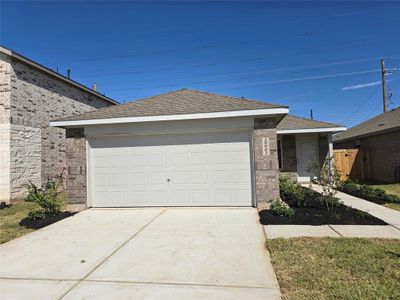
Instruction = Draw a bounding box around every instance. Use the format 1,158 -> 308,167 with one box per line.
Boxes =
0,202 -> 38,244
338,181 -> 400,212
268,238 -> 400,300
371,183 -> 400,211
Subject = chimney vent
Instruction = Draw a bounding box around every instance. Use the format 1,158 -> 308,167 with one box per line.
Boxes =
92,83 -> 97,91
67,69 -> 71,78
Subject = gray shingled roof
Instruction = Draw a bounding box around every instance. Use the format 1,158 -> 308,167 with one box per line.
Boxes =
277,115 -> 343,131
334,107 -> 400,142
54,89 -> 287,121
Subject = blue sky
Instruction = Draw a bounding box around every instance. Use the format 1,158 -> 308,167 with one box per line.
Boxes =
1,1 -> 399,127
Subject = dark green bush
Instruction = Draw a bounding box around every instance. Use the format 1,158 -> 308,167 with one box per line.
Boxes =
316,195 -> 341,212
279,175 -> 305,206
338,180 -> 400,204
25,180 -> 63,219
270,200 -> 295,218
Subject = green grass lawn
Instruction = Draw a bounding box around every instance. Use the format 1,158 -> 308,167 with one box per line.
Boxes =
0,202 -> 39,244
268,238 -> 400,300
371,183 -> 400,211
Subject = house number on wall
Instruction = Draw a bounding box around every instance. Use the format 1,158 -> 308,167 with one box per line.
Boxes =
262,137 -> 270,156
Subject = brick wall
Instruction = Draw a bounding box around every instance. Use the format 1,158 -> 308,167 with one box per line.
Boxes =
1,53 -> 114,202
280,134 -> 297,172
65,128 -> 86,205
253,118 -> 280,210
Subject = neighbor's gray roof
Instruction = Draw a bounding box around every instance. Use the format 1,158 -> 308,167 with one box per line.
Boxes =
54,89 -> 287,121
0,46 -> 118,105
334,107 -> 400,143
277,115 -> 343,131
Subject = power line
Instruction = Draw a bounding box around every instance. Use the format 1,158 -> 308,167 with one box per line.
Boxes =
93,57 -> 384,85
106,68 -> 382,92
340,85 -> 380,123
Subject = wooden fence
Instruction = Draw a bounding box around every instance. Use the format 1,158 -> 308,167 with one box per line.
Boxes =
333,149 -> 370,181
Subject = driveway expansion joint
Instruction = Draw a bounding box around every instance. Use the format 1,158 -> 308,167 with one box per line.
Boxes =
84,278 -> 278,290
57,209 -> 166,300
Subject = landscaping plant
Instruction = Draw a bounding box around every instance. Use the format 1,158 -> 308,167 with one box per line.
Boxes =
270,200 -> 295,218
25,179 -> 63,219
338,180 -> 400,204
279,175 -> 305,206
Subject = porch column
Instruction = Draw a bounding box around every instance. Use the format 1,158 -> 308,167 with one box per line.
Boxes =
253,118 -> 280,210
328,133 -> 334,180
65,128 -> 87,210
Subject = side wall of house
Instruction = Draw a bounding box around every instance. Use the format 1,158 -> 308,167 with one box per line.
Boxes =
335,130 -> 400,183
0,53 -> 12,202
6,56 -> 114,202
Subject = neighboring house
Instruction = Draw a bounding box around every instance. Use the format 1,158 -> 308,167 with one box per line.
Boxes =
334,107 -> 400,183
51,89 -> 345,210
0,47 -> 117,203
277,115 -> 346,182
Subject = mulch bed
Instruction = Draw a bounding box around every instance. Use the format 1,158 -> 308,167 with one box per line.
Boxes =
259,204 -> 387,225
19,211 -> 76,229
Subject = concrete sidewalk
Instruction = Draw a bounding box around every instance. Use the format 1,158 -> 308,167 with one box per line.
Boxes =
264,185 -> 400,239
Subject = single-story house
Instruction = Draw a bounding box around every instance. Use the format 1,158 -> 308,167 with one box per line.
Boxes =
334,107 -> 400,183
0,46 -> 117,203
51,89 -> 346,210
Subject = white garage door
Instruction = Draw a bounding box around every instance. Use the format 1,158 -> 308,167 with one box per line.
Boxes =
88,130 -> 253,207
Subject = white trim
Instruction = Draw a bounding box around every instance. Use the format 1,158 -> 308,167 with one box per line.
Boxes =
277,127 -> 346,134
50,108 -> 289,127
0,46 -> 118,105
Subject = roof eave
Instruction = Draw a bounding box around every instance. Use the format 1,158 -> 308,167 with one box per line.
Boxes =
50,107 -> 289,128
333,126 -> 400,143
0,46 -> 119,105
277,127 -> 347,134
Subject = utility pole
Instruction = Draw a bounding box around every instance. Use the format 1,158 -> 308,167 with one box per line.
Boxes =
310,109 -> 313,120
381,59 -> 387,113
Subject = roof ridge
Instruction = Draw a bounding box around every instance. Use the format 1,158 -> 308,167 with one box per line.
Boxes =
183,88 -> 287,108
288,114 -> 343,127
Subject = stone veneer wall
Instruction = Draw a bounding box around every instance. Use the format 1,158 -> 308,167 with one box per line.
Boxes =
65,128 -> 87,206
0,53 -> 12,202
254,118 -> 280,210
0,53 -> 114,202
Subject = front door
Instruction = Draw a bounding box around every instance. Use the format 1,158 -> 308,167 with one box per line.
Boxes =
296,135 -> 318,182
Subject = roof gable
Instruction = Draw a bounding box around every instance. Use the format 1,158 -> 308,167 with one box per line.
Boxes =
54,89 -> 287,122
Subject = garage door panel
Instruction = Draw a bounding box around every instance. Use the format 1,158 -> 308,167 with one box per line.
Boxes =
89,130 -> 252,207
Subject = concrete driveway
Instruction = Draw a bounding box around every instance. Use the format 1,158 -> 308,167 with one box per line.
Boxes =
0,208 -> 280,300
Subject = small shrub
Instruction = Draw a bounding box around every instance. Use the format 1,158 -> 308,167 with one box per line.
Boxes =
25,180 -> 63,219
270,200 -> 295,218
279,175 -> 305,206
316,195 -> 341,212
28,209 -> 46,220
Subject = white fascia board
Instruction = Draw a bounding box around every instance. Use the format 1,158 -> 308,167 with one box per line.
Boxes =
277,127 -> 347,134
50,108 -> 289,127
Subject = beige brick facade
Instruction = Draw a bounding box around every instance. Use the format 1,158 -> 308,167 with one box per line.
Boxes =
253,118 -> 280,210
0,52 -> 115,203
